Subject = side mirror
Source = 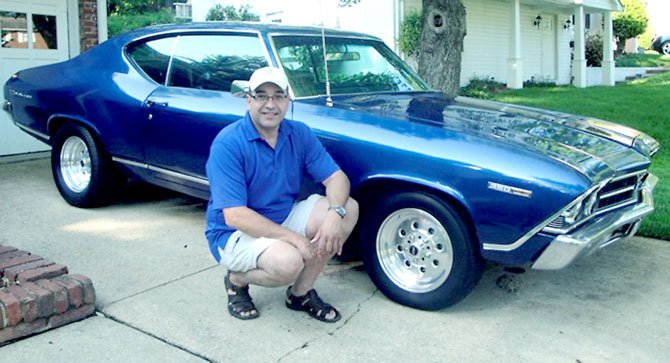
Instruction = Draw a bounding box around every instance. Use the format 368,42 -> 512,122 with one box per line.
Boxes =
231,80 -> 249,98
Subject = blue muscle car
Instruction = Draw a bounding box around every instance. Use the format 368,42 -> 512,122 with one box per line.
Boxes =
3,22 -> 660,310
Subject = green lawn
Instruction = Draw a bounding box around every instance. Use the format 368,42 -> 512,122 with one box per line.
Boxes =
492,72 -> 670,240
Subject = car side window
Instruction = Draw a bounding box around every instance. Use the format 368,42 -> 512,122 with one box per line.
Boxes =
127,37 -> 175,85
167,34 -> 268,92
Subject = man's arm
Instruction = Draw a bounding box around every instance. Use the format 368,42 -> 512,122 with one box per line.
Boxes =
223,206 -> 314,260
313,170 -> 351,256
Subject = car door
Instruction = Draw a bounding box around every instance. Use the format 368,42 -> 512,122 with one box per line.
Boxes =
140,33 -> 270,193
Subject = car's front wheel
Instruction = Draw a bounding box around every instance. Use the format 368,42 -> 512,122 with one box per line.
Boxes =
51,124 -> 117,207
360,192 -> 484,310
661,41 -> 670,55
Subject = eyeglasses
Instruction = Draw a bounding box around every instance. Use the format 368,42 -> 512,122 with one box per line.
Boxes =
250,93 -> 288,102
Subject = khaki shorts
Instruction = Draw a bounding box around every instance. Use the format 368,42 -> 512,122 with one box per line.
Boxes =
220,194 -> 322,272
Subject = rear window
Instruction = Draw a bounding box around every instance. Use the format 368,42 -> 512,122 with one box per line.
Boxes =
168,34 -> 268,92
127,37 -> 175,85
127,33 -> 269,92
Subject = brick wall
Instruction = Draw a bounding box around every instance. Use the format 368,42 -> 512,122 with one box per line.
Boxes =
79,0 -> 99,51
0,245 -> 95,346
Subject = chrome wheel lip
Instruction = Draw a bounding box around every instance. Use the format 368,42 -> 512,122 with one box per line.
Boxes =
60,136 -> 91,193
376,208 -> 454,293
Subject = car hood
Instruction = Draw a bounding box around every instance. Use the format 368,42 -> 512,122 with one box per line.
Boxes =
319,92 -> 659,180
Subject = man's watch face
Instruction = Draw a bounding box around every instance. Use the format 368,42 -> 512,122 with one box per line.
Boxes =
331,206 -> 346,218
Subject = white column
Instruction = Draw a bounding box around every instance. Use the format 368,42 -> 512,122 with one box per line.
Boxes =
67,0 -> 81,57
507,0 -> 523,89
602,11 -> 615,86
97,0 -> 108,43
572,4 -> 587,88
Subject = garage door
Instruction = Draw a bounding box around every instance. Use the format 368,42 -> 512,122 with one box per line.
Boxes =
1,0 -> 68,156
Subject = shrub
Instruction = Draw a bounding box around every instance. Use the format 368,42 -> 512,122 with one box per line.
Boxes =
398,10 -> 422,58
585,33 -> 604,67
460,76 -> 506,99
523,76 -> 557,88
615,53 -> 670,67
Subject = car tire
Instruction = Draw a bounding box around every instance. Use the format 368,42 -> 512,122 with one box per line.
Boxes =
661,41 -> 670,55
51,123 -> 117,207
360,192 -> 484,310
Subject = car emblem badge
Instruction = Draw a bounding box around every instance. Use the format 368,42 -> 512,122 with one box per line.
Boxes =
487,182 -> 533,198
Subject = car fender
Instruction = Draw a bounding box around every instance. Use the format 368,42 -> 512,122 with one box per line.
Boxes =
353,172 -> 479,244
47,114 -> 103,142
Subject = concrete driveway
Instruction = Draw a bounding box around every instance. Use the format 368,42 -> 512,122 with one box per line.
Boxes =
1,156 -> 669,362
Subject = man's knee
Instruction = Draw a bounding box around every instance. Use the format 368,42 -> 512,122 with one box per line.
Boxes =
259,244 -> 304,284
344,197 -> 360,230
274,252 -> 304,283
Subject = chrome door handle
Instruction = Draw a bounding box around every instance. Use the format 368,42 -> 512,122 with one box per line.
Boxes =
146,99 -> 168,107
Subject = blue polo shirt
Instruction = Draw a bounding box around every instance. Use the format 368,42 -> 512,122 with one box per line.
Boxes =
205,112 -> 340,261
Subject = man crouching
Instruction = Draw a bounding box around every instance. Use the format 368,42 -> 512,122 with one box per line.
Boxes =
205,67 -> 359,322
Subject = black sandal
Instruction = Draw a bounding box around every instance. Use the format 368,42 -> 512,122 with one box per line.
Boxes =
285,287 -> 341,323
225,271 -> 259,320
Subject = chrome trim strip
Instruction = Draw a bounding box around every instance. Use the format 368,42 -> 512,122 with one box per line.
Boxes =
112,156 -> 146,169
14,122 -> 50,141
112,157 -> 209,186
599,185 -> 635,199
611,170 -> 645,181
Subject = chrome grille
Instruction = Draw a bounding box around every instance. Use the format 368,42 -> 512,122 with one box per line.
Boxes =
544,170 -> 648,235
593,171 -> 646,213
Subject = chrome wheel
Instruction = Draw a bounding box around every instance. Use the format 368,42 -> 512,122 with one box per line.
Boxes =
60,135 -> 91,193
376,208 -> 454,293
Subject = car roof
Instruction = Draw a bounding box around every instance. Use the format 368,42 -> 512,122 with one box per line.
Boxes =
113,21 -> 382,44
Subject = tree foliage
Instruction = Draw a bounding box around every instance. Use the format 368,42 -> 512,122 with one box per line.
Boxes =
206,4 -> 259,21
338,0 -> 362,7
108,0 -> 175,16
107,0 -> 181,36
613,0 -> 648,53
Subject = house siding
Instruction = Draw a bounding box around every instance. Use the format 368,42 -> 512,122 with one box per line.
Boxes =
461,0 -> 572,86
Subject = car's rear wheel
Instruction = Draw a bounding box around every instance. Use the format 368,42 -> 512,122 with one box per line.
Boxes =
360,192 -> 484,310
51,124 -> 117,207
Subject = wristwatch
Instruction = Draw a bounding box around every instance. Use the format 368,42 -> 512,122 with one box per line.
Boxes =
329,205 -> 346,219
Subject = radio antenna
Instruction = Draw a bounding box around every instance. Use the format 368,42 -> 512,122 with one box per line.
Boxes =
319,1 -> 333,107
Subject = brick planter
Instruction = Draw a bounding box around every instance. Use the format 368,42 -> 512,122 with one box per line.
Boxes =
0,245 -> 95,346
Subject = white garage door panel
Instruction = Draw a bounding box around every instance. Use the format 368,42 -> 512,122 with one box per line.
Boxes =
1,0 -> 68,156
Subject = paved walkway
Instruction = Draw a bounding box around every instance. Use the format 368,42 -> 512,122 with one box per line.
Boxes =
1,157 -> 669,362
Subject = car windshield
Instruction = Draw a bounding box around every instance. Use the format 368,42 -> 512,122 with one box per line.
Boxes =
271,35 -> 430,98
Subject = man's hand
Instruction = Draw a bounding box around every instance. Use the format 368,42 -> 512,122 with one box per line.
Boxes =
295,234 -> 318,262
311,211 -> 344,258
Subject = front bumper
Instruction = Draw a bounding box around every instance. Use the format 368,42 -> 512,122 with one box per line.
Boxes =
532,173 -> 657,270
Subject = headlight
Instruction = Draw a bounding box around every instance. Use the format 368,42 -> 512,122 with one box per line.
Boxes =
542,184 -> 601,234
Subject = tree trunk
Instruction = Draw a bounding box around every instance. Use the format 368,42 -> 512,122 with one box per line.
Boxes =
417,0 -> 466,97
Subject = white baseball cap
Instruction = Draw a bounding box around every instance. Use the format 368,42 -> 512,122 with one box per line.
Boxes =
248,67 -> 289,93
